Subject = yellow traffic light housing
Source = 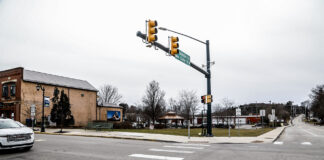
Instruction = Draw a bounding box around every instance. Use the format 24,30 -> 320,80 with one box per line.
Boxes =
170,36 -> 179,56
206,95 -> 213,103
147,20 -> 158,43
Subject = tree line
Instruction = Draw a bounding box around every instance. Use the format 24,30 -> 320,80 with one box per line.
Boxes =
98,80 -> 199,126
98,81 -> 324,126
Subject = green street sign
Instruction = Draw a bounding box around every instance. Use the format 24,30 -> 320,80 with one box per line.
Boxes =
174,50 -> 190,66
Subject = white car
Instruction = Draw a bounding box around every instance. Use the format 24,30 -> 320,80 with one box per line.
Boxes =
0,118 -> 34,150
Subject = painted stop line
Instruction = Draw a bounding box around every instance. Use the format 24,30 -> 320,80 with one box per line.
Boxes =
129,154 -> 183,160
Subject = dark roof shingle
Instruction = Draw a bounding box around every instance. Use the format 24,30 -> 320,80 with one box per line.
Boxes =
23,69 -> 97,92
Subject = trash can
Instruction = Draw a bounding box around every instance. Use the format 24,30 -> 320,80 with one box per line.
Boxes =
26,119 -> 32,127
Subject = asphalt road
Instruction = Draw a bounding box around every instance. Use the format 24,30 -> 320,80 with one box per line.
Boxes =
1,115 -> 323,160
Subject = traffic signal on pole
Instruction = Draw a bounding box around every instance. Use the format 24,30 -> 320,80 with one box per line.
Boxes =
147,20 -> 158,43
206,95 -> 213,103
170,36 -> 179,56
201,95 -> 206,104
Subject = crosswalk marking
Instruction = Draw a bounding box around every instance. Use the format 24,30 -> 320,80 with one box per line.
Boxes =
149,148 -> 194,154
302,129 -> 318,137
273,141 -> 283,145
129,154 -> 183,160
301,142 -> 312,145
163,145 -> 204,150
175,143 -> 210,147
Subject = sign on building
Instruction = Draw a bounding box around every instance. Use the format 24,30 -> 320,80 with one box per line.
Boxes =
107,111 -> 121,121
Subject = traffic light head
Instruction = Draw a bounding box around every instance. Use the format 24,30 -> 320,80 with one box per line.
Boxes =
147,20 -> 158,43
201,95 -> 206,104
170,36 -> 179,55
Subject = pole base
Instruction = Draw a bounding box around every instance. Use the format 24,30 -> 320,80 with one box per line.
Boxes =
41,127 -> 45,132
205,134 -> 213,137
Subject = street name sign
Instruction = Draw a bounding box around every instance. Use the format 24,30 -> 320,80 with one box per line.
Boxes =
175,50 -> 190,66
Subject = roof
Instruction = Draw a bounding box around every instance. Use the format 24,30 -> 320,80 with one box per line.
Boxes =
159,112 -> 184,120
23,69 -> 98,92
98,102 -> 123,108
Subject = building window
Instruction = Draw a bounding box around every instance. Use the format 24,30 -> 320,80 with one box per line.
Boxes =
2,84 -> 8,98
10,84 -> 16,97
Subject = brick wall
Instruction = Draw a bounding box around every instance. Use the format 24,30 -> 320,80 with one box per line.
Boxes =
20,81 -> 97,127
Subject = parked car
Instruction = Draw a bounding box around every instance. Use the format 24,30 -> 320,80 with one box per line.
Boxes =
252,123 -> 263,127
0,118 -> 34,150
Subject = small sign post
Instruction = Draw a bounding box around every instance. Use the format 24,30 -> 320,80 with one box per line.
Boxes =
272,109 -> 276,127
260,109 -> 265,128
236,108 -> 241,136
31,104 -> 36,130
236,108 -> 241,116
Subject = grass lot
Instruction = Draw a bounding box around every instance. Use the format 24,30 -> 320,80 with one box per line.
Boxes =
102,128 -> 273,137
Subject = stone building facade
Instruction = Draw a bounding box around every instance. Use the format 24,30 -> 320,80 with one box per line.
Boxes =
0,67 -> 98,127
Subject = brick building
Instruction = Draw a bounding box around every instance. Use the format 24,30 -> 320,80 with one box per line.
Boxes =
0,67 -> 98,127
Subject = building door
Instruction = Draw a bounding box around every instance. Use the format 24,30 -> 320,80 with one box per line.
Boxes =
0,104 -> 16,120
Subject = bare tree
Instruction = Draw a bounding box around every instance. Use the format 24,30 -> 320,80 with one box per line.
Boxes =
222,98 -> 235,125
98,84 -> 122,105
310,85 -> 324,121
179,90 -> 199,125
168,98 -> 182,114
222,98 -> 235,108
142,80 -> 166,125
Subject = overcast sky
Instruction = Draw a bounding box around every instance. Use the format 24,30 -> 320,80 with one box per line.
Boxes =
0,0 -> 323,107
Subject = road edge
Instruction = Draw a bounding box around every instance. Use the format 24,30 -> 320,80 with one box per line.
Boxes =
34,132 -> 180,143
272,126 -> 287,142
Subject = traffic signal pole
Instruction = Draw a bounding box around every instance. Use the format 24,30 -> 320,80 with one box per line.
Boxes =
205,40 -> 213,137
137,31 -> 213,136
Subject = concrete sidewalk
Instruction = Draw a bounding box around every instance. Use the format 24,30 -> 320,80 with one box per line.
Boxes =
34,127 -> 286,144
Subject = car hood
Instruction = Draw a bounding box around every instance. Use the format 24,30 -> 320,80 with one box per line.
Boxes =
0,127 -> 33,136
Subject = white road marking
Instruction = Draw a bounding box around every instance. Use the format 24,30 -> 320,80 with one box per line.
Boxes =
163,145 -> 204,149
129,154 -> 183,160
175,143 -> 210,147
149,148 -> 194,154
302,129 -> 318,137
35,139 -> 46,142
273,141 -> 283,145
301,142 -> 312,145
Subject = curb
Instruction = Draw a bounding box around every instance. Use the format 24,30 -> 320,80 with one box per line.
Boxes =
35,132 -> 180,143
272,126 -> 287,142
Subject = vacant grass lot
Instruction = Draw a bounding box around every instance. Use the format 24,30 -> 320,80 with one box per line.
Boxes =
102,128 -> 273,137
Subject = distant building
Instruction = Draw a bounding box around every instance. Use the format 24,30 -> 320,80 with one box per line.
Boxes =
0,67 -> 98,127
197,115 -> 261,125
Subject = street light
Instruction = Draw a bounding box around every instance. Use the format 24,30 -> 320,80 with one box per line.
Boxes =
159,26 -> 213,137
36,84 -> 45,132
